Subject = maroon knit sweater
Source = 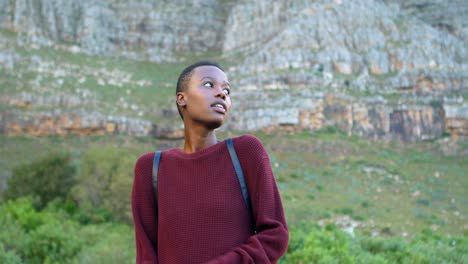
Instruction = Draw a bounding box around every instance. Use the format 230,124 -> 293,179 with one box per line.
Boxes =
131,135 -> 288,263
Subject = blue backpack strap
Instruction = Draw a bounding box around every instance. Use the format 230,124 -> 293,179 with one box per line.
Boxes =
226,138 -> 255,232
152,151 -> 162,208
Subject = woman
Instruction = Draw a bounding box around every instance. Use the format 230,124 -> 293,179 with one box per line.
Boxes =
131,61 -> 288,263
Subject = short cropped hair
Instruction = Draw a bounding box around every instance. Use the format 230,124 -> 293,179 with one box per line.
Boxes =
176,61 -> 224,120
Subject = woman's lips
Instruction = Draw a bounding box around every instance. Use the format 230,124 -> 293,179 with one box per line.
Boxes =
212,104 -> 226,114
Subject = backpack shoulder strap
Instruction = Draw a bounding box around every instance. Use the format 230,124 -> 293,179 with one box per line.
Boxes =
152,142 -> 255,233
226,138 -> 255,231
152,151 -> 162,207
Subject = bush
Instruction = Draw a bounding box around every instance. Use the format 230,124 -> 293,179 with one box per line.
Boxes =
283,224 -> 355,263
4,152 -> 76,208
0,200 -> 28,264
281,223 -> 468,263
75,224 -> 135,264
71,146 -> 136,223
0,198 -> 83,263
0,198 -> 135,263
0,244 -> 22,264
25,221 -> 83,263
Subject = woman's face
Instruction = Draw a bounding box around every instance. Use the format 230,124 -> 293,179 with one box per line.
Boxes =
178,65 -> 232,129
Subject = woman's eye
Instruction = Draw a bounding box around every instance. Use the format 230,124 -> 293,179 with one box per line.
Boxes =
223,88 -> 230,95
203,82 -> 213,87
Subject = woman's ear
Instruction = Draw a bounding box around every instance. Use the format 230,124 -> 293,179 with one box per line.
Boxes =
176,92 -> 187,107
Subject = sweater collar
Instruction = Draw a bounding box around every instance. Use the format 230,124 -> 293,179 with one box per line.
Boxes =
170,139 -> 226,159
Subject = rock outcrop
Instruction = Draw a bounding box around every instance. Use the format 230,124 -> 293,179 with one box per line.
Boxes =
444,104 -> 468,140
222,0 -> 467,140
2,110 -> 153,136
387,0 -> 468,42
0,0 -> 466,141
226,91 -> 447,142
0,0 -> 231,61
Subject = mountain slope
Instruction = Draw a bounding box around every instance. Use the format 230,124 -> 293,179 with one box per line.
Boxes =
0,0 -> 466,140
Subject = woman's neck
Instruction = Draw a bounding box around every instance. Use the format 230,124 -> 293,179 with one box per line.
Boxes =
182,125 -> 218,153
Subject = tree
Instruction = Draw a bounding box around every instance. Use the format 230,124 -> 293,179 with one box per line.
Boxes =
4,152 -> 76,208
72,146 -> 135,223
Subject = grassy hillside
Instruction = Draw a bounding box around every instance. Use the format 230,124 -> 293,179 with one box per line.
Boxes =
259,130 -> 467,237
0,29 -> 226,126
1,129 -> 466,238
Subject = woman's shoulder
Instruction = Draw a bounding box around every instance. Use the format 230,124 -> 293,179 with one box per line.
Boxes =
134,152 -> 155,169
234,134 -> 260,142
135,147 -> 185,166
233,134 -> 266,153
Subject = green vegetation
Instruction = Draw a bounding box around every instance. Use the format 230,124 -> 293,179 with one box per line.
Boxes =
4,152 -> 76,209
282,223 -> 467,263
1,25 -> 467,263
0,128 -> 466,262
71,146 -> 136,223
263,129 -> 467,236
0,28 -> 237,125
0,198 -> 134,263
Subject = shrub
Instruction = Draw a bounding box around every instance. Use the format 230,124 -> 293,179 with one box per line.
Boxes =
25,221 -> 83,263
0,198 -> 136,263
0,198 -> 83,263
0,244 -> 22,264
75,224 -> 135,264
283,224 -> 355,263
71,146 -> 136,223
281,223 -> 468,263
4,152 -> 76,208
0,200 -> 29,263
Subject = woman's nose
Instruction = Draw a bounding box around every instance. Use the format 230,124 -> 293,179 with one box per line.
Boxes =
214,86 -> 226,99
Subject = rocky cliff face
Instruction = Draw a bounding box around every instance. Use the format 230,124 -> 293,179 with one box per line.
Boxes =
0,0 -> 466,141
0,0 -> 230,61
386,0 -> 468,42
223,0 -> 466,141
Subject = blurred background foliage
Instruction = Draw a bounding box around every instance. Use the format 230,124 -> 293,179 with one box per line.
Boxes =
0,130 -> 467,263
71,146 -> 136,223
5,152 -> 76,209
